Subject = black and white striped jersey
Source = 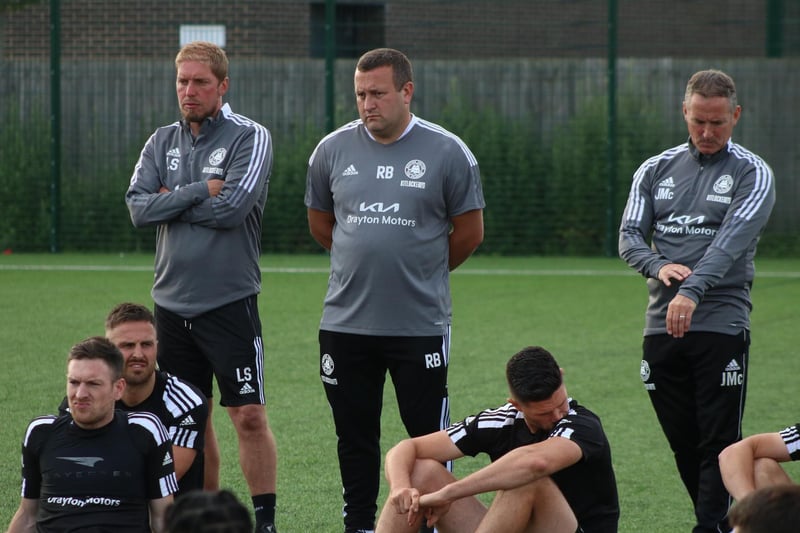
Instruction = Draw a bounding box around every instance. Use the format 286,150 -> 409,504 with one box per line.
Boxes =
447,398 -> 619,533
779,423 -> 800,459
59,370 -> 207,495
19,411 -> 178,531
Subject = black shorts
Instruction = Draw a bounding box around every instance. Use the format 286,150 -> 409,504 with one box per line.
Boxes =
155,295 -> 265,407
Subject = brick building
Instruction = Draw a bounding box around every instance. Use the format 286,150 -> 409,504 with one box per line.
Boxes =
2,0 -> 797,60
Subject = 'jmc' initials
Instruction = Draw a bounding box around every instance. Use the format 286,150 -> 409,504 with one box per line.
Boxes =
720,371 -> 743,387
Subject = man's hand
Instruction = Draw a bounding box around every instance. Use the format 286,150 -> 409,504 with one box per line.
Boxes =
388,487 -> 423,527
666,294 -> 697,338
658,263 -> 695,338
419,489 -> 453,527
207,179 -> 224,197
657,263 -> 692,287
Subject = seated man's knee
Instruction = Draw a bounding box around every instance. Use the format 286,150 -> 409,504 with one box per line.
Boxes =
505,476 -> 561,506
754,457 -> 792,488
410,458 -> 454,492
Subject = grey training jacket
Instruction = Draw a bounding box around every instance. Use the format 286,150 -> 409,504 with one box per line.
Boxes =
619,139 -> 775,336
126,104 -> 272,318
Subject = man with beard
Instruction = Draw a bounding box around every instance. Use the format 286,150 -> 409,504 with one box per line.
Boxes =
59,303 -> 207,496
126,41 -> 277,532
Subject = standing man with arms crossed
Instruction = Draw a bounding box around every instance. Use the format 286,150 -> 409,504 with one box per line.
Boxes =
126,41 -> 278,533
6,337 -> 177,533
376,346 -> 619,533
58,303 -> 208,497
305,47 -> 485,533
619,69 -> 775,533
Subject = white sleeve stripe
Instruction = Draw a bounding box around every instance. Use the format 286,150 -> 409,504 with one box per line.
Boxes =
128,412 -> 171,444
164,377 -> 204,417
23,416 -> 56,446
170,428 -> 199,448
415,118 -> 479,167
308,120 -> 362,165
159,473 -> 179,496
780,426 -> 800,456
729,143 -> 774,221
623,145 -> 687,224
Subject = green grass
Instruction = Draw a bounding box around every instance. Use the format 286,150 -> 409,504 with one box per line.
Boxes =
2,253 -> 800,532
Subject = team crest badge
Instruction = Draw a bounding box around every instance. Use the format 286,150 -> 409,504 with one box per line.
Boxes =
640,360 -> 651,382
404,159 -> 426,180
208,148 -> 227,166
713,175 -> 733,194
321,353 -> 335,376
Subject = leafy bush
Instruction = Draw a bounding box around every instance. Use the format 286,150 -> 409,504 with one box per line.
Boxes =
3,91 -> 790,257
0,105 -> 51,251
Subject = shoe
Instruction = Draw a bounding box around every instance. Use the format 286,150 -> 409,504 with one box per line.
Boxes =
256,524 -> 277,533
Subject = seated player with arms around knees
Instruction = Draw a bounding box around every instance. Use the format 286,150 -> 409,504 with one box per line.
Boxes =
6,336 -> 178,533
376,346 -> 619,533
58,303 -> 208,497
719,422 -> 800,503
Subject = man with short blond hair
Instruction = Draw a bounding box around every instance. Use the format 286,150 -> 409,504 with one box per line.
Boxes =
126,40 -> 278,532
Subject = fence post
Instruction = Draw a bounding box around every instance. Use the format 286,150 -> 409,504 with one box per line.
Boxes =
49,0 -> 61,253
325,0 -> 336,133
605,0 -> 618,257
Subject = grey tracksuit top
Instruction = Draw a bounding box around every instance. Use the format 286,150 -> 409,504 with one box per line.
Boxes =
305,116 -> 485,336
126,104 -> 272,318
619,139 -> 775,336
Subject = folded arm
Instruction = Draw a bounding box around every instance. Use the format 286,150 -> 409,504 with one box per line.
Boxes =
719,432 -> 791,501
449,209 -> 484,271
420,435 -> 582,507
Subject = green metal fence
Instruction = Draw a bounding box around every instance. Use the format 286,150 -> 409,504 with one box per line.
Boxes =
1,0 -> 798,255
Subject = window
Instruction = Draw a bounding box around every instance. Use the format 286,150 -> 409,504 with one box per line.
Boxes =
179,25 -> 226,48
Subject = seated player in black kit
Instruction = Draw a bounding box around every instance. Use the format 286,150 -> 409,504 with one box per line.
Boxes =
376,346 -> 619,533
58,303 -> 207,497
6,336 -> 178,533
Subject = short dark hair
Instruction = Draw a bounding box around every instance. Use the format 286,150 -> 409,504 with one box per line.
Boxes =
356,47 -> 413,90
105,302 -> 155,331
67,336 -> 124,380
727,484 -> 800,533
685,69 -> 738,111
506,346 -> 562,402
165,489 -> 253,533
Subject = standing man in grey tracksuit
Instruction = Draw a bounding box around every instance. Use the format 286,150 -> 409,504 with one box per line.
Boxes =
305,48 -> 485,533
619,69 -> 775,533
126,41 -> 278,533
